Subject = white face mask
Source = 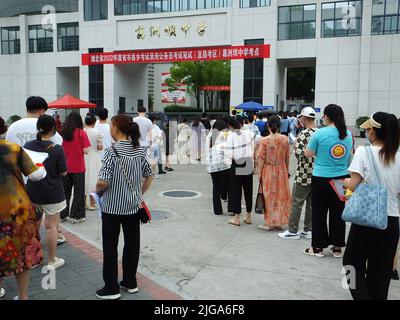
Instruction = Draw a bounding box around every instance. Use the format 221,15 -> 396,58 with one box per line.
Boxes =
322,117 -> 329,126
365,130 -> 373,144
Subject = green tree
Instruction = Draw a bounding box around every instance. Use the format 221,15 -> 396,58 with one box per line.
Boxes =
166,60 -> 231,110
202,60 -> 230,110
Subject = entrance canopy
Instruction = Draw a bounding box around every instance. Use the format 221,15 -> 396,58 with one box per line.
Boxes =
48,94 -> 96,109
82,44 -> 270,66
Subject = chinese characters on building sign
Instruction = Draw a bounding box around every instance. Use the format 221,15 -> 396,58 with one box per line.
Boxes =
136,21 -> 207,39
82,45 -> 271,65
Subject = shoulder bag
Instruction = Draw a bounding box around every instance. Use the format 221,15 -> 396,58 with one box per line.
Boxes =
111,145 -> 151,224
342,146 -> 388,230
255,179 -> 265,215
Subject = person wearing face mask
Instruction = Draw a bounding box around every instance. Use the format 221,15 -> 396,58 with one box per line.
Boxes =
303,104 -> 353,258
279,107 -> 316,240
343,112 -> 400,300
96,114 -> 154,300
24,115 -> 68,270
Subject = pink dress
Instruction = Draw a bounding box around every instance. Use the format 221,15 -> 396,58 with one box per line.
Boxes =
257,134 -> 291,226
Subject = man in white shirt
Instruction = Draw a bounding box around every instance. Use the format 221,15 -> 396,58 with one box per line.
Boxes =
94,107 -> 114,160
6,96 -> 63,146
6,96 -> 65,245
133,107 -> 152,148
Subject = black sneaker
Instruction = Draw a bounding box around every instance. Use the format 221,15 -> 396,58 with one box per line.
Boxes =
158,170 -> 167,174
96,287 -> 121,300
119,281 -> 139,294
392,269 -> 399,280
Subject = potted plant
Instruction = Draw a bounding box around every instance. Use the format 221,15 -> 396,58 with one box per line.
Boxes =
356,116 -> 369,138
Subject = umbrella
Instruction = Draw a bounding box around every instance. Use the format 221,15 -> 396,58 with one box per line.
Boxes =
48,94 -> 96,109
235,101 -> 266,111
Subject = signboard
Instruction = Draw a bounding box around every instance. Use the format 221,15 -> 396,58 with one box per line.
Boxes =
161,89 -> 186,103
82,44 -> 270,65
315,107 -> 321,113
161,72 -> 186,104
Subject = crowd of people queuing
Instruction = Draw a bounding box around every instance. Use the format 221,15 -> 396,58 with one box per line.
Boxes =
0,98 -> 158,300
1,95 -> 400,301
203,105 -> 400,300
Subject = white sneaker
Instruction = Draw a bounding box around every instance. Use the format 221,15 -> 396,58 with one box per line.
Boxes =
47,257 -> 65,270
13,296 -> 18,300
69,218 -> 85,224
120,286 -> 139,294
278,230 -> 300,240
57,233 -> 66,245
300,231 -> 312,240
0,288 -> 5,298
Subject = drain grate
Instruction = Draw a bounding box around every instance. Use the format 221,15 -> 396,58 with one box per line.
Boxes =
160,190 -> 201,199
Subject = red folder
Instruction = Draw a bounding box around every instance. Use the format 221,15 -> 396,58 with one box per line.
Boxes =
329,179 -> 348,202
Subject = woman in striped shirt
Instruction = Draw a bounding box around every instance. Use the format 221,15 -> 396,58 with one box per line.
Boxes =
95,114 -> 154,300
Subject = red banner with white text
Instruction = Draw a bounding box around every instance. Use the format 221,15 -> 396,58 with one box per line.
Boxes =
82,44 -> 270,65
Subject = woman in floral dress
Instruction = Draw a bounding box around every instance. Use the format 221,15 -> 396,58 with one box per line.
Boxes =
0,117 -> 46,300
257,116 -> 291,230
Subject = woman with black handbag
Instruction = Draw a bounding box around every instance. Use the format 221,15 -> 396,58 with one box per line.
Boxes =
95,114 -> 154,300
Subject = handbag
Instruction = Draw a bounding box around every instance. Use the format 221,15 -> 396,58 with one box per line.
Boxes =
255,179 -> 265,215
342,146 -> 388,230
112,146 -> 152,224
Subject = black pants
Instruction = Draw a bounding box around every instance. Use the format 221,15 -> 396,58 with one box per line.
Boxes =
102,213 -> 140,292
228,165 -> 253,214
60,173 -> 86,220
343,217 -> 399,300
311,175 -> 348,248
210,169 -> 230,215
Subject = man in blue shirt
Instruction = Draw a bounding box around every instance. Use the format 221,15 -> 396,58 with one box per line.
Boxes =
254,114 -> 266,136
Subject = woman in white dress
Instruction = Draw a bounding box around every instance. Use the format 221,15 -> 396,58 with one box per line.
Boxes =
177,118 -> 191,164
84,113 -> 103,210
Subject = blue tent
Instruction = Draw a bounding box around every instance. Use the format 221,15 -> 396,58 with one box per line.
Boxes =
235,101 -> 266,111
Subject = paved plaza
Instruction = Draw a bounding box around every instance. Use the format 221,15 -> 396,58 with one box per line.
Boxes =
2,138 -> 400,300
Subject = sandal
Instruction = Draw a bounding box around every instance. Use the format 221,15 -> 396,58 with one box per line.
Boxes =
243,218 -> 252,225
229,219 -> 240,227
329,247 -> 342,258
303,247 -> 325,258
258,224 -> 273,231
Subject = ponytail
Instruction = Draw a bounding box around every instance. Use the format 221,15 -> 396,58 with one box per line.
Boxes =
36,115 -> 56,141
324,104 -> 347,140
37,131 -> 44,141
267,115 -> 281,134
373,112 -> 400,166
130,121 -> 140,148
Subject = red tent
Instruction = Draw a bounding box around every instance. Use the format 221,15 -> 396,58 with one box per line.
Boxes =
48,94 -> 96,109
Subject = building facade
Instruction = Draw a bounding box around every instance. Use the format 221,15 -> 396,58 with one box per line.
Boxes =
0,0 -> 399,125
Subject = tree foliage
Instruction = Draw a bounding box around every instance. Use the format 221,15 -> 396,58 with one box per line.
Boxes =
165,61 -> 230,110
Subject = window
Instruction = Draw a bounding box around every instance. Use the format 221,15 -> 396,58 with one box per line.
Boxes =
84,0 -> 108,21
1,27 -> 20,55
115,0 -> 230,15
372,0 -> 400,35
240,0 -> 270,8
57,23 -> 79,51
29,25 -> 53,53
89,48 -> 104,109
243,39 -> 264,105
321,1 -> 363,38
278,5 -> 316,40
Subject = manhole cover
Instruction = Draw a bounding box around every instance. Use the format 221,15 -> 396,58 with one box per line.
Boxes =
160,190 -> 201,199
151,210 -> 172,222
